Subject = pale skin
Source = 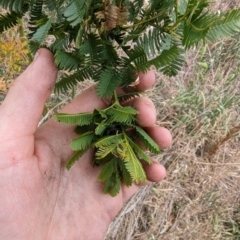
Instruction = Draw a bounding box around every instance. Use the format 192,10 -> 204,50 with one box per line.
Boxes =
0,49 -> 172,240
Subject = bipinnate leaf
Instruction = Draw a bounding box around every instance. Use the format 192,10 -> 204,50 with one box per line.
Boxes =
117,92 -> 141,102
55,50 -> 80,71
106,105 -> 139,124
135,126 -> 160,154
207,9 -> 240,42
103,173 -> 121,197
98,160 -> 115,182
149,46 -> 181,69
95,134 -> 124,148
119,138 -> 147,184
66,149 -> 87,170
95,122 -> 107,136
96,67 -> 122,98
95,140 -> 119,159
64,0 -> 85,27
70,132 -> 94,151
31,18 -> 52,44
126,136 -> 152,164
55,112 -> 93,126
0,12 -> 22,33
117,158 -> 133,187
125,46 -> 150,72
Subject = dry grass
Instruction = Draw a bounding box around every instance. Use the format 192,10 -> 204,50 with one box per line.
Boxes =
105,1 -> 240,239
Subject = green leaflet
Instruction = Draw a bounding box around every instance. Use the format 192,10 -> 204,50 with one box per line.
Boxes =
55,50 -> 80,71
0,11 -> 22,33
207,9 -> 240,42
117,92 -> 141,102
79,33 -> 103,64
135,126 -> 161,154
31,18 -> 52,44
98,160 -> 116,182
28,0 -> 44,38
0,0 -> 25,13
125,46 -> 150,73
95,122 -> 107,136
54,66 -> 94,94
106,105 -> 139,125
55,112 -> 93,125
126,135 -> 152,164
103,173 -> 121,197
149,46 -> 181,70
66,149 -> 87,170
70,131 -> 94,151
96,67 -> 122,98
136,28 -> 164,57
119,139 -> 147,184
64,0 -> 85,27
95,134 -> 124,148
95,143 -> 118,159
117,158 -> 133,187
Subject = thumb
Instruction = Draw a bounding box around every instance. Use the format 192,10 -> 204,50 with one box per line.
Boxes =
0,48 -> 57,141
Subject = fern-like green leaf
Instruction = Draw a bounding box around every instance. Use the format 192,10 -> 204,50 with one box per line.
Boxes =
135,126 -> 160,154
96,67 -> 122,98
55,112 -> 94,126
116,158 -> 133,187
125,47 -> 150,73
0,11 -> 22,33
126,135 -> 152,164
0,0 -> 25,13
95,121 -> 107,136
207,9 -> 240,42
95,138 -> 120,159
55,50 -> 81,71
75,124 -> 95,135
80,33 -> 103,64
183,13 -> 216,49
103,173 -> 121,197
117,92 -> 141,102
160,51 -> 185,76
136,28 -> 164,57
95,134 -> 124,148
70,131 -> 94,151
106,105 -> 138,125
148,45 -> 181,69
64,0 -> 85,27
54,66 -> 94,93
66,149 -> 87,170
98,160 -> 116,182
28,0 -> 44,38
31,18 -> 52,44
119,139 -> 147,184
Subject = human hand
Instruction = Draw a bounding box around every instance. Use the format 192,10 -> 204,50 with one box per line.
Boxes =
0,49 -> 172,240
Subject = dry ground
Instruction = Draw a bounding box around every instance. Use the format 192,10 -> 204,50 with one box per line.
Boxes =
105,1 -> 240,239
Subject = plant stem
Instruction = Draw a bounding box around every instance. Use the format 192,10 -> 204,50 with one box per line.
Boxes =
113,90 -> 120,105
76,26 -> 84,48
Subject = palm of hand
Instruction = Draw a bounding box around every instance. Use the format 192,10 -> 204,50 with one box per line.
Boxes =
0,49 -> 171,240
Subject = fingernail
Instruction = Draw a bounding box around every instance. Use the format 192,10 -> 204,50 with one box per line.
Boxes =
129,76 -> 140,87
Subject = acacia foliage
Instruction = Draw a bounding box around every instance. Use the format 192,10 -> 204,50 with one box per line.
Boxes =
0,0 -> 240,97
0,0 -> 240,196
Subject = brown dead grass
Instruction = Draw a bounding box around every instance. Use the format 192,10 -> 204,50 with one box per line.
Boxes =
105,1 -> 240,239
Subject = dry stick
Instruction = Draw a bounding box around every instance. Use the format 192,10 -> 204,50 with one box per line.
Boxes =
206,124 -> 240,156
